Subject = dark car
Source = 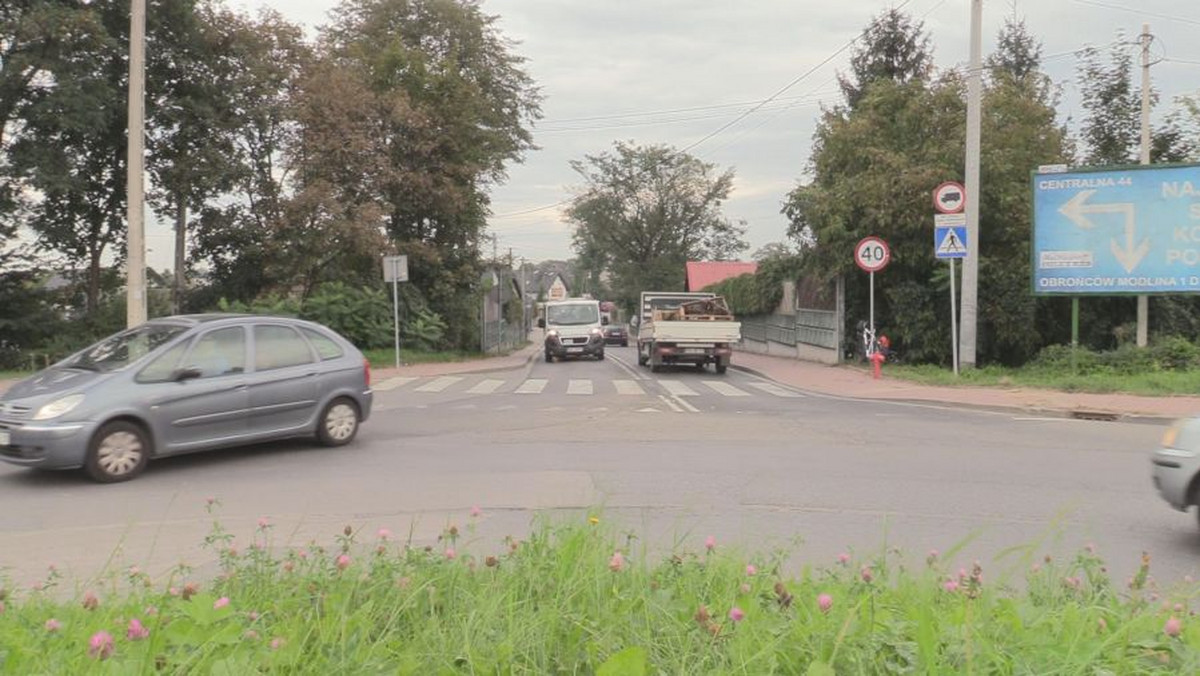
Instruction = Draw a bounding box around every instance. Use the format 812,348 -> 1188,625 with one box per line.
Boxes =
603,323 -> 629,347
0,314 -> 373,483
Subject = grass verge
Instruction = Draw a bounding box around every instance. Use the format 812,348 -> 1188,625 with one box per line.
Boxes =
883,363 -> 1200,397
0,511 -> 1196,673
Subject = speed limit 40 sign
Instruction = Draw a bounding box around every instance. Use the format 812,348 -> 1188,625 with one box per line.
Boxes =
854,236 -> 891,273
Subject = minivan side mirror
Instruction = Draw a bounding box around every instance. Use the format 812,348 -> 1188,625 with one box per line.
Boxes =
171,366 -> 203,382
537,318 -> 545,328
601,316 -> 609,325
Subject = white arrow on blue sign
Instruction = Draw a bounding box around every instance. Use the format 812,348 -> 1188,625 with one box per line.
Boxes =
934,225 -> 968,259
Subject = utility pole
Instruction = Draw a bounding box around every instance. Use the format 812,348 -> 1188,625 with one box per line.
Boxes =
519,256 -> 527,338
959,0 -> 983,369
173,202 -> 186,314
492,235 -> 500,352
126,0 -> 147,328
1137,23 -> 1151,347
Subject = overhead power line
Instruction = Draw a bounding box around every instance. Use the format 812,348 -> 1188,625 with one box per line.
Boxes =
1070,0 -> 1200,27
491,0 -> 914,220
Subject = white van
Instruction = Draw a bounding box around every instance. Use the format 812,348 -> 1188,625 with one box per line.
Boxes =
539,298 -> 606,362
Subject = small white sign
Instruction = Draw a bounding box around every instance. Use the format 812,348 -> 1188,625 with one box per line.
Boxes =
934,213 -> 966,227
1039,251 -> 1094,269
1037,164 -> 1069,174
383,255 -> 409,282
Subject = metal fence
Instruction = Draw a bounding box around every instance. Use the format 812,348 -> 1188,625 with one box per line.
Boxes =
481,320 -> 527,353
738,277 -> 843,362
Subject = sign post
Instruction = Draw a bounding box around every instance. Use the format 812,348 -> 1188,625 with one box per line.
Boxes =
854,236 -> 891,346
934,212 -> 968,375
383,255 -> 409,369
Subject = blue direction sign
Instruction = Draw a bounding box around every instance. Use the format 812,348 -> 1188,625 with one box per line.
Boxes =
934,225 -> 967,259
1032,164 -> 1200,295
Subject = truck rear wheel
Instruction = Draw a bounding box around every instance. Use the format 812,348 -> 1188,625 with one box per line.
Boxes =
637,346 -> 648,366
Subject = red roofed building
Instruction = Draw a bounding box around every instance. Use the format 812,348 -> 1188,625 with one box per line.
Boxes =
685,261 -> 758,292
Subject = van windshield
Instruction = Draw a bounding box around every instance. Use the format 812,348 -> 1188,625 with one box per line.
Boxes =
547,304 -> 599,326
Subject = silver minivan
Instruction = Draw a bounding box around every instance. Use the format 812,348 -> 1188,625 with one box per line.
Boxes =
0,314 -> 373,482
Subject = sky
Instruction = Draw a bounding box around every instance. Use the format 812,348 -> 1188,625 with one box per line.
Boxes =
149,0 -> 1200,270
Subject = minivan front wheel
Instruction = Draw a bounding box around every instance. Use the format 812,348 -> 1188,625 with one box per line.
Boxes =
318,397 -> 360,446
86,421 -> 150,483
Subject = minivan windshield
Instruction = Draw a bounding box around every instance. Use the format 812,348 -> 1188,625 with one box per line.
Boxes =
546,304 -> 599,326
65,324 -> 188,373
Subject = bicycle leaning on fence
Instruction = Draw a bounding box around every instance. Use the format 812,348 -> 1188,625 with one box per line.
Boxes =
853,320 -> 897,363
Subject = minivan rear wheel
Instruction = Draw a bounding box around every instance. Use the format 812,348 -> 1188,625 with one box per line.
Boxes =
318,397 -> 360,446
85,421 -> 150,483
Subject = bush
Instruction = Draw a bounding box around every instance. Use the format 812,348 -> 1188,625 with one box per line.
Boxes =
1151,336 -> 1200,371
299,283 -> 392,349
1032,339 -> 1200,376
214,284 -> 449,352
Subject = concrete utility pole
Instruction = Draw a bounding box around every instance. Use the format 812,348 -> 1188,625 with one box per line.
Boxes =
959,0 -> 983,368
1137,23 -> 1151,347
126,0 -> 147,328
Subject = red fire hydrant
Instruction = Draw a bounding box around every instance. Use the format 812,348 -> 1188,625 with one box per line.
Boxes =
870,350 -> 886,380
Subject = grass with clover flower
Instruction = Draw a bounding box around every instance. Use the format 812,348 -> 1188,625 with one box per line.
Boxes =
1,510 -> 1199,674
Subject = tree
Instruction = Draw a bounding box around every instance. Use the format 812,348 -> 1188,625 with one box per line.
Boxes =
7,0 -> 205,315
316,0 -> 542,349
978,17 -> 1072,363
567,141 -> 748,311
786,12 -> 1074,365
188,8 -> 311,308
0,2 -> 109,259
147,0 -> 252,312
1074,35 -> 1193,348
838,8 -> 933,109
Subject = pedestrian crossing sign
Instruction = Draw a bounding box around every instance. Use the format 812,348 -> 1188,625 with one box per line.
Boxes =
934,225 -> 968,259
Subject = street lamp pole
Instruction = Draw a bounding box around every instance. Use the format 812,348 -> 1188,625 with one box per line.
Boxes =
126,0 -> 147,327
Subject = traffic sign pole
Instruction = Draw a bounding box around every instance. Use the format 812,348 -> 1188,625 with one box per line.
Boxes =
950,258 -> 958,376
392,266 -> 400,369
869,271 -> 875,341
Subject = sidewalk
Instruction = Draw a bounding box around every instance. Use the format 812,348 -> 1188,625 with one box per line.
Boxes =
731,351 -> 1200,423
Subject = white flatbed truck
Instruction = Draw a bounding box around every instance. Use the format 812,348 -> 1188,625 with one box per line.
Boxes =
635,292 -> 740,374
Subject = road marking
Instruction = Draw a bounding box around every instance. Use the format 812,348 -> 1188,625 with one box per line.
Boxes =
747,382 -> 804,398
466,379 -> 505,394
373,376 -> 417,392
514,379 -> 548,394
659,380 -> 699,397
613,379 -> 644,395
567,379 -> 593,395
658,395 -> 684,413
452,404 -> 478,410
702,380 -> 749,397
495,405 -> 517,411
414,376 -> 462,393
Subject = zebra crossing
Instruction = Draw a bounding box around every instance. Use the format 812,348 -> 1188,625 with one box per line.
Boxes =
372,374 -> 805,400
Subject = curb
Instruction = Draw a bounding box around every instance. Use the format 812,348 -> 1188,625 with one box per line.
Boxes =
728,364 -> 1175,426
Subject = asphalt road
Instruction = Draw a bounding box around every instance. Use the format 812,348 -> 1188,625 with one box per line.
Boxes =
1,345 -> 1194,592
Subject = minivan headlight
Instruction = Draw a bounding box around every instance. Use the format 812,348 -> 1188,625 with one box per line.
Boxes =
34,394 -> 85,421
